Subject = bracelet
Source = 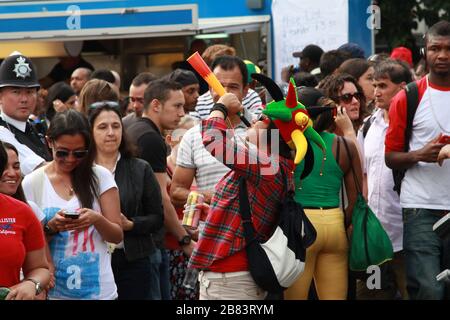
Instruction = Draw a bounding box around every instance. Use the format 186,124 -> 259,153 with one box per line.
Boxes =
210,103 -> 228,118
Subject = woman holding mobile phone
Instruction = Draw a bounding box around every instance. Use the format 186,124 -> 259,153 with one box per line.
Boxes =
22,110 -> 123,300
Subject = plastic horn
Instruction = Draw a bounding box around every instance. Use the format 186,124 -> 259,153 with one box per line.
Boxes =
187,52 -> 251,127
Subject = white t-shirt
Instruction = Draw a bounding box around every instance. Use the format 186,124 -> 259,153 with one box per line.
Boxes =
22,165 -> 118,300
401,84 -> 450,210
357,109 -> 403,252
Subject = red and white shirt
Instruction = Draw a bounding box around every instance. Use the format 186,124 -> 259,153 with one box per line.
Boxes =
385,76 -> 450,210
0,194 -> 45,288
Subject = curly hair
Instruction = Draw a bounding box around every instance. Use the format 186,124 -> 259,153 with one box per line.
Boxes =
319,73 -> 367,132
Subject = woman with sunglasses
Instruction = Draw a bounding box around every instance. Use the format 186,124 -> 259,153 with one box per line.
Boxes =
285,88 -> 362,300
88,101 -> 164,300
320,73 -> 367,135
338,58 -> 376,115
22,109 -> 123,300
0,143 -> 50,300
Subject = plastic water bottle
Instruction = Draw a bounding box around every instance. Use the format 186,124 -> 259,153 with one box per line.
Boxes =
182,268 -> 199,289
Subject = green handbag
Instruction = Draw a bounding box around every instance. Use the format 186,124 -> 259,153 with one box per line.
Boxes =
341,138 -> 394,272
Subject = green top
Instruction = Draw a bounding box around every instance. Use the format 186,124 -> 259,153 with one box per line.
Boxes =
294,132 -> 343,208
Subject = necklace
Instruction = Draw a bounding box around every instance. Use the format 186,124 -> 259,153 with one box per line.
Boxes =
62,181 -> 74,196
426,76 -> 450,134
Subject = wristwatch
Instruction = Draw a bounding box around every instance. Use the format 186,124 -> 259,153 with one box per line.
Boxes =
44,222 -> 58,236
24,278 -> 42,296
178,234 -> 192,246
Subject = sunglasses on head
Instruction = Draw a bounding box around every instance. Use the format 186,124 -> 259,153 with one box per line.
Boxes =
88,101 -> 120,111
337,92 -> 363,104
54,149 -> 89,159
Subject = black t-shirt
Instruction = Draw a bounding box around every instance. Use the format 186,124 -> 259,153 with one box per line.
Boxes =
126,117 -> 167,173
126,117 -> 167,248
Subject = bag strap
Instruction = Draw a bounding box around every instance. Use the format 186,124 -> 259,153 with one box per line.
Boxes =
404,81 -> 419,153
238,178 -> 258,244
341,137 -> 362,194
362,115 -> 374,139
392,81 -> 419,196
342,138 -> 372,263
337,137 -> 345,212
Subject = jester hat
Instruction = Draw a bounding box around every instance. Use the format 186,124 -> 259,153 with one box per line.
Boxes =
251,74 -> 333,179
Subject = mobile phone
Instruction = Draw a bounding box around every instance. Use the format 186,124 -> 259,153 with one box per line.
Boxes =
64,210 -> 80,219
438,135 -> 450,144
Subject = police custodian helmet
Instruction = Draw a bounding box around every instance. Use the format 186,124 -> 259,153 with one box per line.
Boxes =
0,54 -> 40,89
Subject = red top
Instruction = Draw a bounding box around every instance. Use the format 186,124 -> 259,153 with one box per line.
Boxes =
385,76 -> 450,153
0,194 -> 45,287
385,76 -> 427,153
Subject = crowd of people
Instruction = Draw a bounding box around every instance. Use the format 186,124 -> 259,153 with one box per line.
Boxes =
1,19 -> 450,300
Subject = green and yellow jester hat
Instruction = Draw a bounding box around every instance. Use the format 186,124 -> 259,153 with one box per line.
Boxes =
252,74 -> 332,178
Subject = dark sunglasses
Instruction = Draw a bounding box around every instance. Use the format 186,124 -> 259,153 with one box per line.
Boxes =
337,92 -> 363,104
88,101 -> 120,110
54,149 -> 89,159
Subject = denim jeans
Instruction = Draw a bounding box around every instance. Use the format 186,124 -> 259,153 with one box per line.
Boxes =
148,249 -> 171,300
403,208 -> 446,300
160,249 -> 171,300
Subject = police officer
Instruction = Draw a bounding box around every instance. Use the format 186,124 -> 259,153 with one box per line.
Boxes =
0,53 -> 52,175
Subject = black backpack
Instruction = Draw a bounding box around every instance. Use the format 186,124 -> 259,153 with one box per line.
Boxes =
361,81 -> 419,195
392,82 -> 419,195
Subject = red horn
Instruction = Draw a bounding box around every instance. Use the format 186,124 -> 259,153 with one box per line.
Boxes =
286,81 -> 297,108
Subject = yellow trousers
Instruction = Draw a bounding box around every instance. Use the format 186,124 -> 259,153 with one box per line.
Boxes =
285,208 -> 349,300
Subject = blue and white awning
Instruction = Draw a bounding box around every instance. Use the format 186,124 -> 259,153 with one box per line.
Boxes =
0,0 -> 271,41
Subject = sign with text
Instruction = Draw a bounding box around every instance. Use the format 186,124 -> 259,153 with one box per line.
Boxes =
272,0 -> 349,82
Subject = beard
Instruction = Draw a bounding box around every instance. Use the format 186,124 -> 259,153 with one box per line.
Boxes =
431,65 -> 450,78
